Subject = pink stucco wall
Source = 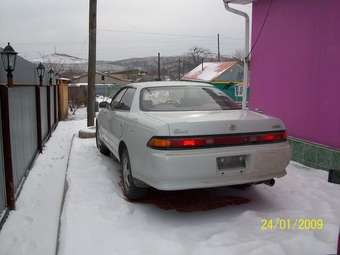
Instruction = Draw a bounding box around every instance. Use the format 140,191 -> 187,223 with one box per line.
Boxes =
249,0 -> 340,149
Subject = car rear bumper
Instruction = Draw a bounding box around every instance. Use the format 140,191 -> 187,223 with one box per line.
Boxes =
135,142 -> 291,191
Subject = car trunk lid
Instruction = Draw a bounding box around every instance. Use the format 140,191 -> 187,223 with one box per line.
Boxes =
144,110 -> 285,136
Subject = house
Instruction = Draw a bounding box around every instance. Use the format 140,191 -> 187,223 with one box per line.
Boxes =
71,71 -> 128,85
181,61 -> 244,102
68,83 -> 123,106
67,72 -> 129,106
229,0 -> 340,174
110,69 -> 147,82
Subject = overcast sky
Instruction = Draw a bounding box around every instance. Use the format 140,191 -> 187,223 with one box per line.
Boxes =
0,0 -> 251,61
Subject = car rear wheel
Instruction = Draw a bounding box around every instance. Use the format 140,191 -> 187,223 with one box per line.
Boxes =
96,123 -> 110,156
121,149 -> 146,200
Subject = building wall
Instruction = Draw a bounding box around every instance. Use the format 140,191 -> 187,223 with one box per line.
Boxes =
249,0 -> 340,149
213,83 -> 244,102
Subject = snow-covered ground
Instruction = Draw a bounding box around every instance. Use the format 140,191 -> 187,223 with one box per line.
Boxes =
0,118 -> 86,255
67,107 -> 88,121
0,108 -> 339,255
59,137 -> 340,255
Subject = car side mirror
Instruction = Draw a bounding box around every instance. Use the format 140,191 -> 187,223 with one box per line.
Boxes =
99,101 -> 109,108
114,102 -> 129,111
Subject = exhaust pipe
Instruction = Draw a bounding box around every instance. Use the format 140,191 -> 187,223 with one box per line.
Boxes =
264,179 -> 275,187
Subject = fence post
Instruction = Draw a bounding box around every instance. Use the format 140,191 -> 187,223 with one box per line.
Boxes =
35,86 -> 43,153
0,85 -> 15,210
54,85 -> 57,126
47,85 -> 51,135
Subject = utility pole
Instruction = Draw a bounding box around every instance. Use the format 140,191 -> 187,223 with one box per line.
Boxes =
178,58 -> 181,80
217,33 -> 221,62
201,58 -> 204,71
182,60 -> 185,76
87,0 -> 97,127
157,52 -> 161,81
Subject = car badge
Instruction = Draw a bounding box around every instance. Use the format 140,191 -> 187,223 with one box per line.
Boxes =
174,129 -> 189,135
229,124 -> 237,131
272,124 -> 281,129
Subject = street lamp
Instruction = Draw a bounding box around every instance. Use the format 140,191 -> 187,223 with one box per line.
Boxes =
48,68 -> 54,85
1,42 -> 18,86
36,62 -> 45,86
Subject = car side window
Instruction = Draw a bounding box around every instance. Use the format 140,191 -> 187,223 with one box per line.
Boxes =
118,88 -> 136,111
110,88 -> 127,109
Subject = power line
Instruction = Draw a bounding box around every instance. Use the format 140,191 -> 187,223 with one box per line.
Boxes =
247,0 -> 273,59
99,28 -> 243,41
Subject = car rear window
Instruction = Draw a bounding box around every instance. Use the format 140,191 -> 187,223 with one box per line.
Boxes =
140,86 -> 241,111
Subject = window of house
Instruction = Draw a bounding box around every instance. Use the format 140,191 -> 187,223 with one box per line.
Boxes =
235,85 -> 243,97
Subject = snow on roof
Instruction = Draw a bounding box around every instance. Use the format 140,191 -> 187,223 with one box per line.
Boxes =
32,53 -> 87,65
182,61 -> 238,82
57,77 -> 71,81
73,71 -> 128,82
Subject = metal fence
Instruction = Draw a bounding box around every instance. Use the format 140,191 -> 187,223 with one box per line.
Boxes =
50,87 -> 55,127
0,84 -> 59,221
40,87 -> 48,140
0,96 -> 5,216
9,87 -> 38,189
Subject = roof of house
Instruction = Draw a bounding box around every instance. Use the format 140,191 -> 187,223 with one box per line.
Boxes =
72,71 -> 127,82
57,78 -> 71,81
181,61 -> 239,82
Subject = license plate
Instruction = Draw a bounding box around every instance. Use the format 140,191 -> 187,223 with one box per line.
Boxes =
216,155 -> 246,170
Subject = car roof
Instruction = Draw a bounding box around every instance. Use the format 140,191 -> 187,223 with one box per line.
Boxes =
128,81 -> 214,89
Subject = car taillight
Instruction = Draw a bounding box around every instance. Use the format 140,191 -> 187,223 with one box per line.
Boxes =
147,131 -> 287,150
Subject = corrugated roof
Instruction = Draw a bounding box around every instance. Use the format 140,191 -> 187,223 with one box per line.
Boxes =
72,71 -> 128,82
182,61 -> 238,82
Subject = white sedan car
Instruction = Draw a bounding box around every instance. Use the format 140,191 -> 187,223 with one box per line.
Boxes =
96,81 -> 291,200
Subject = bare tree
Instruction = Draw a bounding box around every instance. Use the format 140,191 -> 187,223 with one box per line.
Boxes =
187,47 -> 212,66
232,49 -> 245,61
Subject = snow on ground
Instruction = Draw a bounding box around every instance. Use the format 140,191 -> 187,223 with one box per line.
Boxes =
0,108 -> 339,255
96,95 -> 111,104
67,107 -> 88,121
59,137 -> 340,255
0,118 -> 86,255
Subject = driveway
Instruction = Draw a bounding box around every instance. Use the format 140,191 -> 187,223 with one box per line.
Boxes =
58,136 -> 340,255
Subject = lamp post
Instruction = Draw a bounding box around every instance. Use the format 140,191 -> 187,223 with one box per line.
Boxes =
36,62 -> 45,86
48,68 -> 54,85
1,43 -> 18,86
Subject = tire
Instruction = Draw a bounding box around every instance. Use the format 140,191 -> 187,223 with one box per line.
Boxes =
96,123 -> 110,156
121,149 -> 146,200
